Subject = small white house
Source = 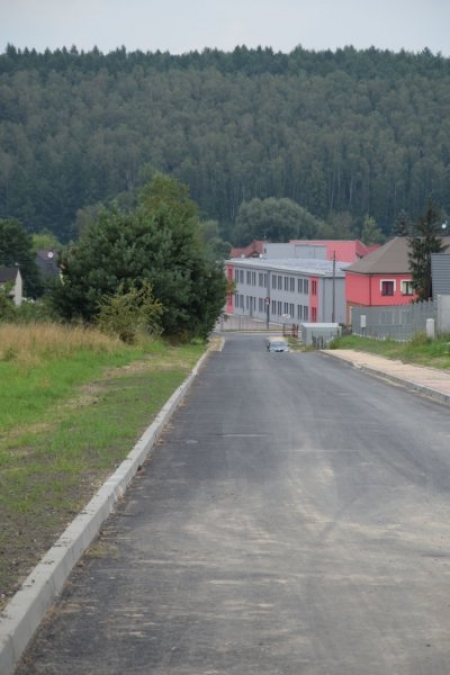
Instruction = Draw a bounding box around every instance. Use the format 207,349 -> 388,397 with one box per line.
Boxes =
0,267 -> 23,306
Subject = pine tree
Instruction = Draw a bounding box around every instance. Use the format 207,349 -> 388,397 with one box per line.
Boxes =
408,199 -> 448,301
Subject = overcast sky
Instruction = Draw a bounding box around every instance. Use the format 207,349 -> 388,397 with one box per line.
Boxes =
2,0 -> 450,56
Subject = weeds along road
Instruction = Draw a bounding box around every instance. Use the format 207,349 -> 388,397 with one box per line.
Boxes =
15,334 -> 450,674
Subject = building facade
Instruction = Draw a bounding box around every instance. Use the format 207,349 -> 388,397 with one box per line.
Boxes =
226,258 -> 348,325
431,252 -> 450,297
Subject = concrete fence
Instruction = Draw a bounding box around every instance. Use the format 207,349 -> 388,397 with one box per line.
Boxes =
351,300 -> 439,341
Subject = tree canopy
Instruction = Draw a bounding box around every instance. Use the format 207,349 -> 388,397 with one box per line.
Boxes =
232,198 -> 328,245
1,46 -> 450,243
51,175 -> 227,339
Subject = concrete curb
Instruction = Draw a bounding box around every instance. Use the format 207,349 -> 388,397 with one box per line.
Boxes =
0,347 -> 212,675
321,350 -> 450,407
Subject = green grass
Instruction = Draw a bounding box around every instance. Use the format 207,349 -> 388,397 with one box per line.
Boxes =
0,327 -> 206,609
330,332 -> 450,369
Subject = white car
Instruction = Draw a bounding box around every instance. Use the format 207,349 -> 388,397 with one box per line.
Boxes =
267,337 -> 289,352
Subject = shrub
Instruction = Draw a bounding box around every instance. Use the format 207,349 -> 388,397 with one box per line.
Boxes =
97,281 -> 163,343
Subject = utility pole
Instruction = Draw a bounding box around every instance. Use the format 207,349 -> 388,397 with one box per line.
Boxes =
332,250 -> 336,324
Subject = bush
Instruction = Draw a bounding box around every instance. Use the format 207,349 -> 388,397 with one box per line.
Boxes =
97,281 -> 163,343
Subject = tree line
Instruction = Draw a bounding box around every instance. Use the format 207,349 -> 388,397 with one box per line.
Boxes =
1,44 -> 450,243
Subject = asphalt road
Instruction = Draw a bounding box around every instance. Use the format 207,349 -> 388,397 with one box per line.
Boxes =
15,334 -> 450,674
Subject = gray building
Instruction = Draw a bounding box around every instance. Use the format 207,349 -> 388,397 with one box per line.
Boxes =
431,252 -> 450,297
228,258 -> 348,325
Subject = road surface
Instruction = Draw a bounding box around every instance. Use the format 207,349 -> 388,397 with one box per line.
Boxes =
15,334 -> 450,674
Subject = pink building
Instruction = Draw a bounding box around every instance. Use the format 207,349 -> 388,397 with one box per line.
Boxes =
345,237 -> 417,323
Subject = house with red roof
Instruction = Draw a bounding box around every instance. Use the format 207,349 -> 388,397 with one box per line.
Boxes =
230,240 -> 266,259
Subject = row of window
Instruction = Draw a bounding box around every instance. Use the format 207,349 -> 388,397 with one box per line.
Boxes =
234,268 -> 314,295
234,269 -> 269,288
234,293 -> 311,321
271,275 -> 310,294
234,269 -> 414,296
271,301 -> 310,321
235,269 -> 413,298
381,279 -> 414,296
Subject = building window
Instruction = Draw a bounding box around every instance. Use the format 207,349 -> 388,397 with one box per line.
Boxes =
311,307 -> 317,322
290,278 -> 295,292
272,275 -> 277,289
304,279 -> 309,294
297,305 -> 302,320
304,306 -> 309,321
311,280 -> 317,296
284,276 -> 289,291
381,279 -> 395,296
289,303 -> 295,318
246,271 -> 251,285
278,276 -> 282,290
277,301 -> 282,315
234,269 -> 239,281
298,279 -> 303,294
251,272 -> 256,286
401,280 -> 414,296
283,302 -> 289,315
258,298 -> 263,312
271,300 -> 276,314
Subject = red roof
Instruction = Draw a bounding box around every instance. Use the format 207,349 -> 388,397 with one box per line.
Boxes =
230,240 -> 266,259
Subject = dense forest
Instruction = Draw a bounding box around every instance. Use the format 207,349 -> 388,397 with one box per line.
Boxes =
1,44 -> 450,243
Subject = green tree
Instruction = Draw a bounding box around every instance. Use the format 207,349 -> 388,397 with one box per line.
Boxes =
394,209 -> 410,237
233,197 -> 325,245
326,211 -> 356,239
199,219 -> 231,261
360,215 -> 385,245
408,199 -> 448,301
0,283 -> 16,321
51,175 -> 227,339
97,281 -> 163,343
31,230 -> 61,252
0,218 -> 42,297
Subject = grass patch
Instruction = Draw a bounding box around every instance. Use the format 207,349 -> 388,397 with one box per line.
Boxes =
330,332 -> 450,369
0,322 -> 205,609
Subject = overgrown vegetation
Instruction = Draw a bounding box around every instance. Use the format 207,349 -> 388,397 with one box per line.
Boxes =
330,332 -> 450,368
0,321 -> 206,610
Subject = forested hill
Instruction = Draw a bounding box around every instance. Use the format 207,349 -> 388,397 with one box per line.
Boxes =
1,44 -> 450,242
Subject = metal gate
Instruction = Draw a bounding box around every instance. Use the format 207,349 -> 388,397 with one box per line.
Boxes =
216,314 -> 289,333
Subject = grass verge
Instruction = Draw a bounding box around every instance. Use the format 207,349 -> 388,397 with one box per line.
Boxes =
0,323 -> 206,610
330,332 -> 450,369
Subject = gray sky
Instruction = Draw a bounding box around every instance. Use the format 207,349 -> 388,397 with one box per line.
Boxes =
2,0 -> 450,56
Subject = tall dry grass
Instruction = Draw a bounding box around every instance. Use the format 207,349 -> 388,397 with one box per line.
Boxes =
0,322 -> 123,366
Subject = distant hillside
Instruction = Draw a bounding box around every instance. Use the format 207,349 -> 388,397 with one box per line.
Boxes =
1,44 -> 450,241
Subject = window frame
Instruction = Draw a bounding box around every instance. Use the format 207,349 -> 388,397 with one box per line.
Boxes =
380,279 -> 396,297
